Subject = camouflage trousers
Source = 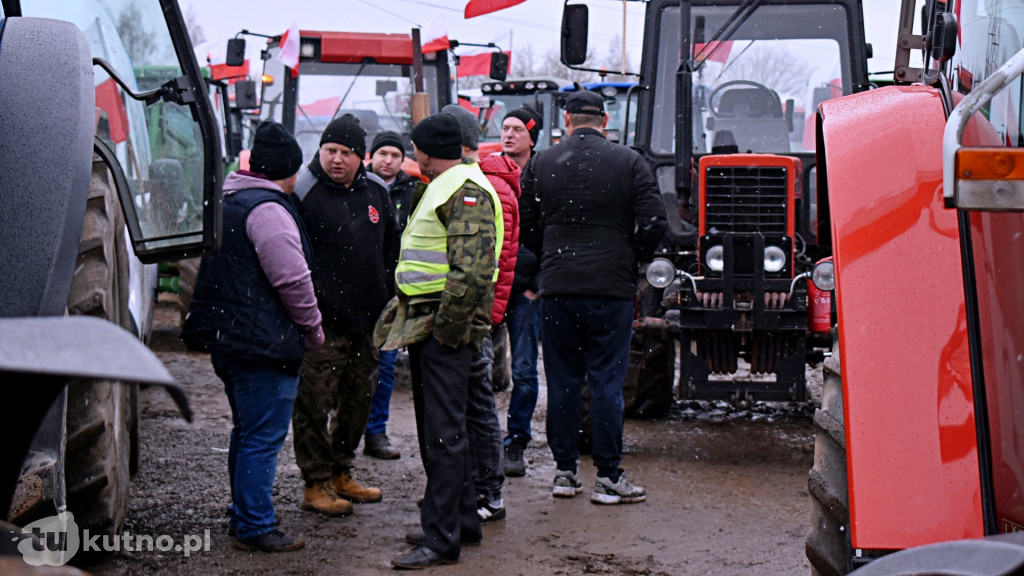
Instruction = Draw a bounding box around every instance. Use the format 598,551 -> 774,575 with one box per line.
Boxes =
293,328 -> 379,486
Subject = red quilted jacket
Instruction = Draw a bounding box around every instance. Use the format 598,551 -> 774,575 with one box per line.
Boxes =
480,155 -> 520,324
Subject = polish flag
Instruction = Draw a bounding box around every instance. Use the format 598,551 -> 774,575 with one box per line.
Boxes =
457,30 -> 512,78
276,21 -> 301,69
694,40 -> 732,64
421,16 -> 450,54
465,0 -> 526,18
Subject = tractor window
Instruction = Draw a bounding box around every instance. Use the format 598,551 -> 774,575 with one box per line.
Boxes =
21,0 -> 214,255
651,4 -> 850,156
290,70 -> 429,164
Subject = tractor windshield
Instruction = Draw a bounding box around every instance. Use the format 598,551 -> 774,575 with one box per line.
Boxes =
262,47 -> 448,164
20,0 -> 218,258
651,3 -> 852,156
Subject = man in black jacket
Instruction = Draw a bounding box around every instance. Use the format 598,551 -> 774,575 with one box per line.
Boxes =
363,130 -> 417,460
292,114 -> 402,515
521,91 -> 667,505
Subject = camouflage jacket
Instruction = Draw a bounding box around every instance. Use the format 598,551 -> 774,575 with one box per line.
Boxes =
373,175 -> 498,351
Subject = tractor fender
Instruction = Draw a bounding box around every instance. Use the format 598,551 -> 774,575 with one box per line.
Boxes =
0,16 -> 96,318
850,533 -> 1024,576
0,316 -> 191,526
818,85 -> 982,551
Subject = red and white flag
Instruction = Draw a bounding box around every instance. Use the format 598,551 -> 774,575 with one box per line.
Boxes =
421,16 -> 450,54
464,0 -> 526,18
276,21 -> 301,69
457,30 -> 512,78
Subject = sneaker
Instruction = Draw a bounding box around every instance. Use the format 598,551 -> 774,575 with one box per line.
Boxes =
364,432 -> 401,460
552,469 -> 583,498
504,442 -> 526,477
476,496 -> 506,523
591,469 -> 646,505
234,528 -> 304,553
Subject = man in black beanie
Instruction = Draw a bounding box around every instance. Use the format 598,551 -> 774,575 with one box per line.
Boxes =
499,105 -> 546,478
376,112 -> 502,569
290,113 -> 402,516
501,107 -> 542,171
183,120 -> 321,552
363,129 -> 416,461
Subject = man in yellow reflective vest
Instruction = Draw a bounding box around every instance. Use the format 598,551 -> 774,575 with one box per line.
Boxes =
374,113 -> 502,570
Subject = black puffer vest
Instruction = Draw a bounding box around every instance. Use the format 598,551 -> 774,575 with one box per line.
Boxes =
182,188 -> 314,371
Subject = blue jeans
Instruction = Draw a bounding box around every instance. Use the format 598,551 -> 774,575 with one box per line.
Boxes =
365,348 -> 397,437
212,353 -> 298,540
504,292 -> 541,446
541,296 -> 632,479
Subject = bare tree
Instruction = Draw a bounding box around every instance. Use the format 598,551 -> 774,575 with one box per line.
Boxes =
712,44 -> 812,98
510,44 -> 538,78
116,4 -> 156,65
184,4 -> 206,47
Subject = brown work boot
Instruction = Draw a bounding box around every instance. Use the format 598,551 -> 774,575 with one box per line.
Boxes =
332,471 -> 382,503
301,481 -> 353,516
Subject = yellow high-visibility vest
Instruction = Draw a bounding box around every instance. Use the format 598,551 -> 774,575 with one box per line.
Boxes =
395,162 -> 503,296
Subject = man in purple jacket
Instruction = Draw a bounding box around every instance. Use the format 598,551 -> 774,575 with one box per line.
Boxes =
183,120 -> 323,553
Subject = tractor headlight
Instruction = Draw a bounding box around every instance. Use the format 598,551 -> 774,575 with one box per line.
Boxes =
811,260 -> 835,291
705,245 -> 724,272
646,258 -> 677,288
764,246 -> 786,273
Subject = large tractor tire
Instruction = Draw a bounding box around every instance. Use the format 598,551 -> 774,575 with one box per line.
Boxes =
806,336 -> 851,576
623,281 -> 676,419
176,256 -> 201,327
63,159 -> 135,539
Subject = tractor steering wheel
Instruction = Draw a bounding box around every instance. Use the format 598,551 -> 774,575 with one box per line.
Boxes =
708,80 -> 781,117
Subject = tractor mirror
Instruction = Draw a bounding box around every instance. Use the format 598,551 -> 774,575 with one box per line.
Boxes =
376,80 -> 398,96
234,80 -> 258,109
561,5 -> 589,66
489,52 -> 509,82
226,38 -> 246,67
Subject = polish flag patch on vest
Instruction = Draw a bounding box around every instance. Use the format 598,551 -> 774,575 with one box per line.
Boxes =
464,196 -> 478,206
368,205 -> 380,223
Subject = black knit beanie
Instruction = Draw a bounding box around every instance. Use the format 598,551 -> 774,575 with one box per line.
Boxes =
370,130 -> 406,158
249,120 -> 303,181
320,114 -> 367,157
411,114 -> 463,160
503,107 -> 542,147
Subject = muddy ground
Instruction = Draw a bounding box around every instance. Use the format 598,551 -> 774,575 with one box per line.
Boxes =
87,296 -> 820,575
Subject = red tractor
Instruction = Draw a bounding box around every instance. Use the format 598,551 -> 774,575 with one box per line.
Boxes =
556,0 -> 869,415
805,0 -> 1024,574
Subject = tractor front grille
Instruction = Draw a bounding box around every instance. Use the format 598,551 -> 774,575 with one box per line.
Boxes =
704,166 -> 788,235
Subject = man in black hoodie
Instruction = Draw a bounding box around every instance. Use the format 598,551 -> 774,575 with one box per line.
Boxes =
292,114 -> 402,516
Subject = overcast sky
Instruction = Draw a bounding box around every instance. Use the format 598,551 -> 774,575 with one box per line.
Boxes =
182,0 -> 905,75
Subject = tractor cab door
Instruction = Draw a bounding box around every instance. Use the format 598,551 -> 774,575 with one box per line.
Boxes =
16,0 -> 223,263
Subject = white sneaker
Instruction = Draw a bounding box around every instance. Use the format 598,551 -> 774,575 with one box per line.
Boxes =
592,469 -> 646,504
552,469 -> 583,498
